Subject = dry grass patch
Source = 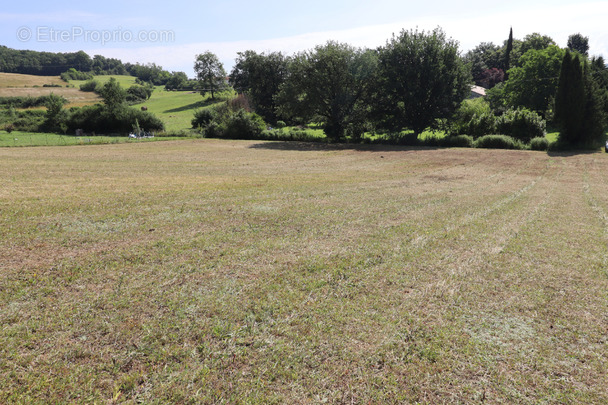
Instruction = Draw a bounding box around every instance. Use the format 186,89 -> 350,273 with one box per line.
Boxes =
1,140 -> 607,403
0,73 -> 101,107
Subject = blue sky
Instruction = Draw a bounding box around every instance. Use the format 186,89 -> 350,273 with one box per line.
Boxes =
1,0 -> 606,77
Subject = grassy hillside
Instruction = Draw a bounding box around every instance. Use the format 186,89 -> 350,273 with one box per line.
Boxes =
68,75 -> 215,133
0,73 -> 101,108
1,140 -> 607,403
0,73 -> 209,132
69,74 -> 138,89
132,89 -> 211,133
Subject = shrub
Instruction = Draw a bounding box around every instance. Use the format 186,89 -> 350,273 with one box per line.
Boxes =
222,109 -> 266,139
191,108 -> 217,128
442,135 -> 474,148
66,104 -> 164,133
449,98 -> 495,137
80,80 -> 100,92
474,134 -> 525,150
468,112 -> 497,138
529,136 -> 549,151
496,108 -> 546,143
10,110 -> 46,132
61,68 -> 94,81
126,86 -> 150,104
0,95 -> 67,109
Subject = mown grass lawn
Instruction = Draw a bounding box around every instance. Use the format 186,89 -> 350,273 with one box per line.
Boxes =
0,131 -> 190,147
1,142 -> 607,403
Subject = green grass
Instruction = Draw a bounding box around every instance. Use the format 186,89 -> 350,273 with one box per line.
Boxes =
69,75 -> 138,89
1,139 -> 607,403
67,75 -> 226,133
0,131 -> 191,147
132,89 -> 216,133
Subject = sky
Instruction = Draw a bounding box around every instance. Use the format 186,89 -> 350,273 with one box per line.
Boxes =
1,0 -> 607,78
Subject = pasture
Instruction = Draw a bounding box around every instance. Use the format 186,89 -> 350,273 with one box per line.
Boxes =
1,140 -> 607,403
0,73 -> 101,108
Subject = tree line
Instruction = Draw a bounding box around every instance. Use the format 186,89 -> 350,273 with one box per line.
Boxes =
193,28 -> 608,149
0,45 -> 194,89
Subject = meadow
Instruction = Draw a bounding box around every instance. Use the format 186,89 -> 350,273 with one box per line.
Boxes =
0,73 -> 101,108
1,139 -> 607,403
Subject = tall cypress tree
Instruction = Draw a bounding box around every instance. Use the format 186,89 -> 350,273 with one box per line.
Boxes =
504,27 -> 513,80
581,62 -> 608,145
555,51 -> 585,145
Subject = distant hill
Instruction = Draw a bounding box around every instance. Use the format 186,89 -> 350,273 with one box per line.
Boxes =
0,46 -> 94,76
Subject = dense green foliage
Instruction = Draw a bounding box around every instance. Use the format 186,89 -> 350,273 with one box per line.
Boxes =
126,84 -> 155,104
568,33 -> 590,56
79,80 -> 101,92
554,51 -> 586,144
195,102 -> 266,140
60,68 -> 93,81
194,52 -> 228,100
0,46 -> 92,75
554,51 -> 607,147
499,46 -> 565,116
529,136 -> 549,151
474,134 -> 524,149
448,98 -> 496,138
374,28 -> 471,137
277,41 -> 377,141
230,51 -> 290,124
495,108 -> 546,142
0,94 -> 68,108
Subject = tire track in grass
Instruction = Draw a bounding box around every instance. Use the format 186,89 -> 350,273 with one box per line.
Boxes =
582,156 -> 608,280
398,156 -> 551,256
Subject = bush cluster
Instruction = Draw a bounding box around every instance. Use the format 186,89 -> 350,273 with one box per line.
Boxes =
67,104 -> 164,133
474,135 -> 525,149
60,68 -> 94,81
80,80 -> 100,92
450,99 -> 546,145
0,95 -> 68,108
193,102 -> 266,140
496,108 -> 546,143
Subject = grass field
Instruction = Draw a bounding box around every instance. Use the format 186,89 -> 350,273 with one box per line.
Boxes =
0,73 -> 101,108
0,131 -> 190,147
1,140 -> 607,403
132,90 -> 210,133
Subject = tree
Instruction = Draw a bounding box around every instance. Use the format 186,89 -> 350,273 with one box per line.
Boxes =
165,71 -> 189,90
277,41 -> 377,141
230,51 -> 290,123
478,68 -> 505,89
374,27 -> 471,138
555,51 -> 586,145
464,42 -> 503,87
194,51 -> 227,100
99,77 -> 127,112
567,33 -> 589,56
44,92 -> 67,131
581,62 -> 607,145
520,33 -> 556,55
504,28 -> 513,80
501,45 -> 565,116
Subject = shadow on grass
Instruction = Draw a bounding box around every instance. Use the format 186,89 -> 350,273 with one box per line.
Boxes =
547,149 -> 604,157
248,140 -> 440,153
163,99 -> 220,113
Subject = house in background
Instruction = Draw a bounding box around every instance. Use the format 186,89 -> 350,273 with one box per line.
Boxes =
470,85 -> 486,99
